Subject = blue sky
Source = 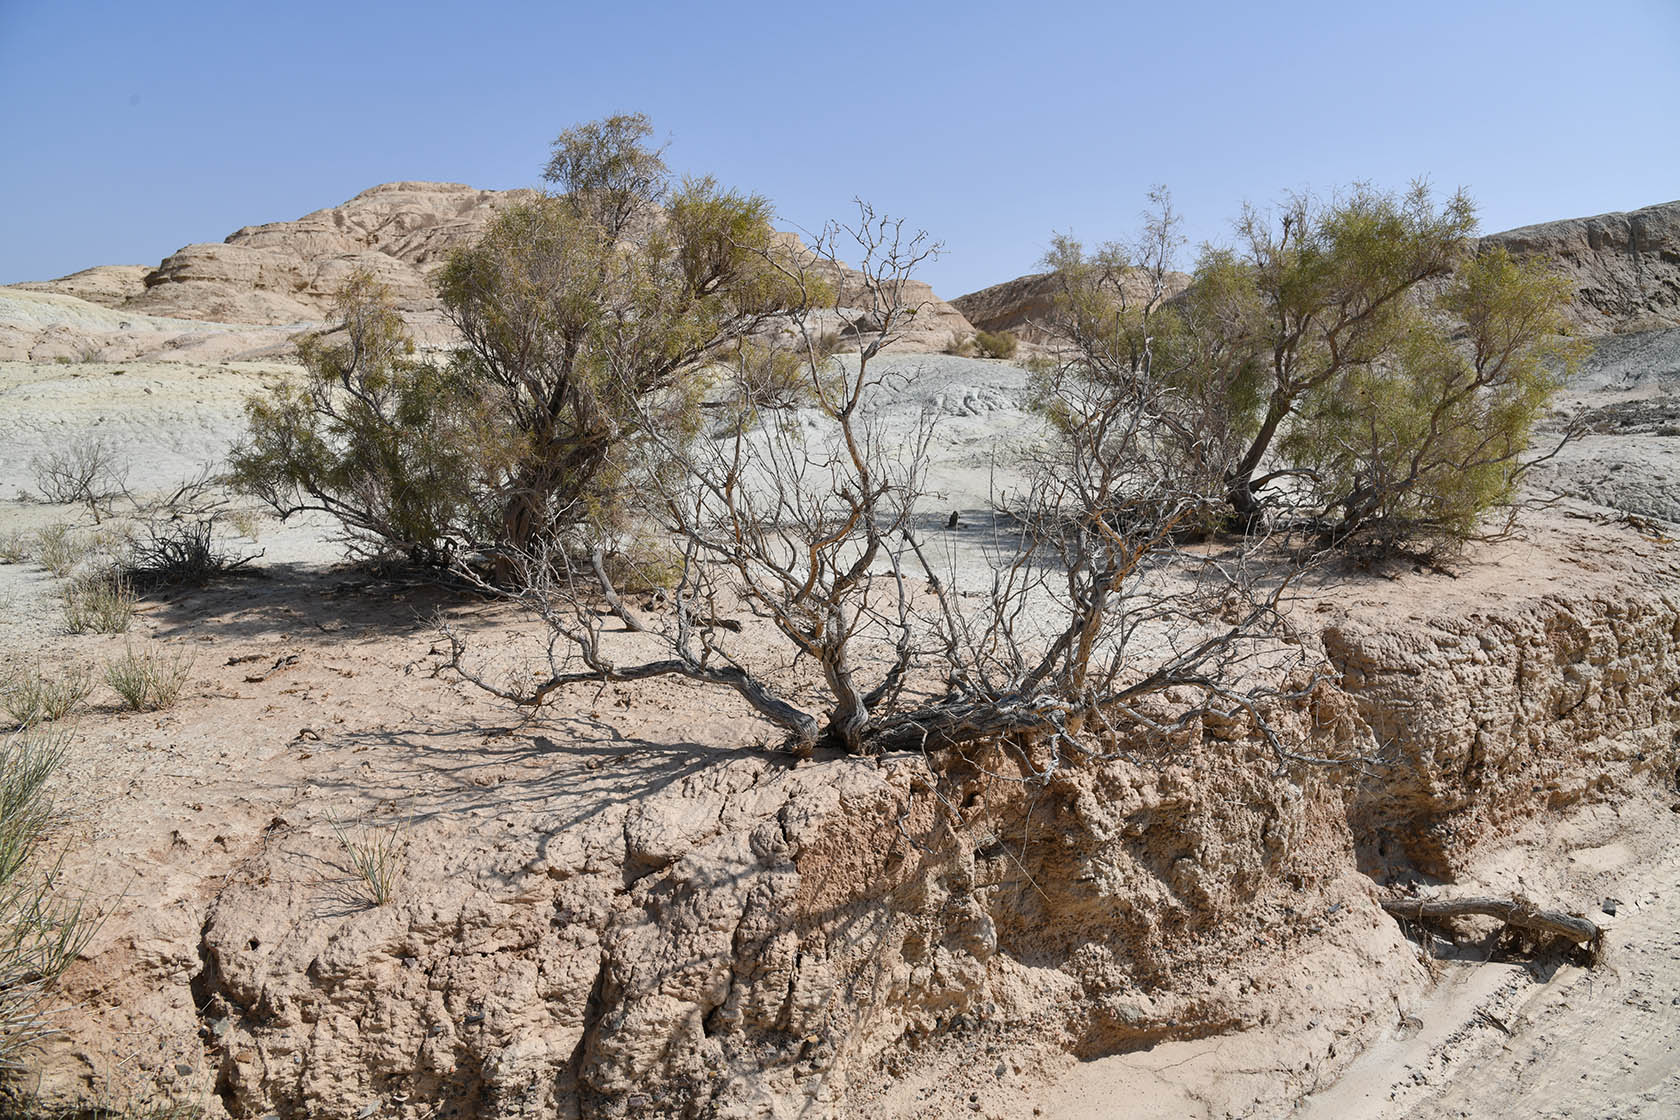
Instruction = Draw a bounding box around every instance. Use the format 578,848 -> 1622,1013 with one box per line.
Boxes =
2,0 -> 1676,299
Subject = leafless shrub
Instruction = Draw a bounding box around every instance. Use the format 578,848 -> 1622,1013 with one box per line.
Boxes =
124,517 -> 259,591
443,203 -> 1318,767
29,437 -> 129,522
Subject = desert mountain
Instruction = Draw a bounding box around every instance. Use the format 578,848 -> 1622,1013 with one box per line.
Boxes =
13,182 -> 539,325
954,198 -> 1680,340
6,182 -> 975,356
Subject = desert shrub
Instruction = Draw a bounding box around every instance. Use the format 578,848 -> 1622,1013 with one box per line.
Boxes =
944,333 -> 977,357
233,115 -> 815,567
1045,183 -> 1574,551
29,436 -> 128,522
0,725 -> 95,1068
62,567 -> 135,635
124,517 -> 259,590
103,644 -> 192,711
601,534 -> 685,594
3,667 -> 94,730
974,329 -> 1018,359
330,815 -> 402,907
227,272 -> 504,566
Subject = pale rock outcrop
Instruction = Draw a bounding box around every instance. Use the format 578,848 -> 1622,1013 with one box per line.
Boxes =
129,182 -> 542,324
10,182 -> 977,353
951,269 -> 1189,343
13,264 -> 151,308
0,288 -> 299,364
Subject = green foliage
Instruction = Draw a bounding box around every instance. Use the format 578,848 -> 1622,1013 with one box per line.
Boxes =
437,126 -> 811,554
236,117 -> 814,566
0,725 -> 95,1070
103,644 -> 193,712
229,271 -> 507,564
1282,247 -> 1579,550
974,329 -> 1018,359
1044,182 -> 1572,552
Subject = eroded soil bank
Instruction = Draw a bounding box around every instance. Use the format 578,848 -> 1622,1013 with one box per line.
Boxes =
2,514 -> 1674,1119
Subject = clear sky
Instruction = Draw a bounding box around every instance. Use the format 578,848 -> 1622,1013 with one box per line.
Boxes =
2,0 -> 1676,299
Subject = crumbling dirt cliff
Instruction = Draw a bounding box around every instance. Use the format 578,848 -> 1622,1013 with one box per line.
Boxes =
6,520 -> 1673,1120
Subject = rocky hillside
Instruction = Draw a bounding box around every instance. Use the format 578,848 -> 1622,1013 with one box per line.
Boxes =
1482,198 -> 1680,334
955,198 -> 1680,340
8,182 -> 976,353
14,182 -> 539,325
951,270 -> 1190,342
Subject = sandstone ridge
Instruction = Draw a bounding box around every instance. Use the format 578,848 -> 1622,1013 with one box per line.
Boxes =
9,182 -> 976,353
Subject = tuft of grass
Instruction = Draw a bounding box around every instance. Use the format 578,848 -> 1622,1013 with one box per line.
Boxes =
3,666 -> 94,730
0,725 -> 96,1069
330,815 -> 403,907
35,524 -> 90,578
225,508 -> 264,542
103,644 -> 193,712
62,567 -> 136,635
0,530 -> 31,565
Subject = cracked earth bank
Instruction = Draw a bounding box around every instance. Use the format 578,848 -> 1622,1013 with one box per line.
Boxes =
0,508 -> 1673,1119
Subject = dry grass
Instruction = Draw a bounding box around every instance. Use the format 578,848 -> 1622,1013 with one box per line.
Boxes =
3,666 -> 94,730
103,644 -> 193,712
35,524 -> 90,578
62,567 -> 136,635
0,530 -> 31,565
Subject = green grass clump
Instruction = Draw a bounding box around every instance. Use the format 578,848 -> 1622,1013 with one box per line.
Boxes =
34,524 -> 90,578
975,329 -> 1019,360
330,815 -> 404,907
103,644 -> 192,712
0,725 -> 95,1068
